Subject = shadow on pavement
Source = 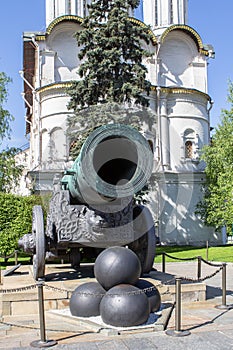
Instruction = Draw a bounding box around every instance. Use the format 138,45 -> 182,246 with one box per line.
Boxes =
206,285 -> 233,299
45,265 -> 94,281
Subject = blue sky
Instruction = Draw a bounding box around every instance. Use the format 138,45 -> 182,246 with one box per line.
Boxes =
0,0 -> 232,149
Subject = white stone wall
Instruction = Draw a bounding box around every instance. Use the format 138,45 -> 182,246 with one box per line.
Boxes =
158,31 -> 207,93
14,148 -> 31,196
143,0 -> 188,28
46,0 -> 91,27
29,20 -> 82,175
165,92 -> 210,170
149,172 -> 220,246
39,88 -> 71,170
43,22 -> 82,85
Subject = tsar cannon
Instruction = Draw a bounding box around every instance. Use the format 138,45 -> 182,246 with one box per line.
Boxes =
19,124 -> 156,280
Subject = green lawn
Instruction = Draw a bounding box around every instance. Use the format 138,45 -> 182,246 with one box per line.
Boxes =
154,245 -> 233,263
0,253 -> 31,269
0,245 -> 233,270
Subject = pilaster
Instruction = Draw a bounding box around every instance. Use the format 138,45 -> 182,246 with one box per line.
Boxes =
160,93 -> 170,169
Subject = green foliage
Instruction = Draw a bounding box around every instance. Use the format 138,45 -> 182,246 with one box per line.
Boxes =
0,72 -> 23,191
0,72 -> 14,142
67,0 -> 152,112
0,193 -> 42,255
197,82 -> 233,234
0,147 -> 23,193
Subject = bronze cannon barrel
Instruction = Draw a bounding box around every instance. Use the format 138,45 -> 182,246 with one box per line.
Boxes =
62,124 -> 153,204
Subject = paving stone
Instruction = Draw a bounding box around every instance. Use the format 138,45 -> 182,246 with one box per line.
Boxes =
198,330 -> 233,350
96,339 -> 129,350
122,336 -> 158,349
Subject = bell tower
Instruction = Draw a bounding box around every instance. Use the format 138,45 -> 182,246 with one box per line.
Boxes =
46,0 -> 91,27
143,0 -> 188,29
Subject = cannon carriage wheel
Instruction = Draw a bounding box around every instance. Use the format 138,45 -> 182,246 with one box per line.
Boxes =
129,205 -> 156,274
32,205 -> 46,280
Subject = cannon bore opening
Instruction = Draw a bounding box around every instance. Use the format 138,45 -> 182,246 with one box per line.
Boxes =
93,136 -> 138,186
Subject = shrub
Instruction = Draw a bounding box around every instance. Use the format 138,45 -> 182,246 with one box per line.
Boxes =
0,193 -> 42,256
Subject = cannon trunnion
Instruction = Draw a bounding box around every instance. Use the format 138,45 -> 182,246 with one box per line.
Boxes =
19,124 -> 156,280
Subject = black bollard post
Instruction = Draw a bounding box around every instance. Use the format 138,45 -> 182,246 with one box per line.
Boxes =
30,279 -> 57,348
162,253 -> 166,273
166,278 -> 190,337
197,256 -> 202,280
216,263 -> 229,310
206,240 -> 209,261
14,250 -> 18,265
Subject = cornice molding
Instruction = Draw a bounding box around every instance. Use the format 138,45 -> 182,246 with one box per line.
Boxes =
151,85 -> 211,101
35,15 -> 157,46
160,25 -> 209,56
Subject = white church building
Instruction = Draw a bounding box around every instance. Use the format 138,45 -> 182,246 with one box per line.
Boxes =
19,0 -> 222,245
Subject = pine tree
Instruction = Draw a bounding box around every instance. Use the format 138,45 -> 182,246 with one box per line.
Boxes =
68,0 -> 152,112
67,0 -> 155,154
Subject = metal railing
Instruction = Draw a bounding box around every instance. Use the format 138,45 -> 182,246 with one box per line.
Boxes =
160,251 -> 230,336
0,253 -> 230,343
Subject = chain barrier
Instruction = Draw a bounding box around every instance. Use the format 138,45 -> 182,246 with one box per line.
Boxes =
162,252 -> 197,261
0,284 -> 37,293
0,264 -> 224,295
44,284 -> 71,294
180,266 -> 223,283
0,276 -> 176,296
162,252 -> 229,337
199,257 -> 224,268
161,251 -> 226,282
43,277 -> 176,297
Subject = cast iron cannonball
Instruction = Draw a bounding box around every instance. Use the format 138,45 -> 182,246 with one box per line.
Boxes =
135,279 -> 161,312
69,282 -> 106,317
94,246 -> 141,290
100,284 -> 150,327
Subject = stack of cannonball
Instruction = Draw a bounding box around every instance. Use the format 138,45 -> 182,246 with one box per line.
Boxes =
69,246 -> 161,327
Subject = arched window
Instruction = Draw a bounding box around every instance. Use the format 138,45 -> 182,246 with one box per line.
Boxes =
50,127 -> 67,161
185,140 -> 193,159
182,128 -> 199,161
40,129 -> 50,166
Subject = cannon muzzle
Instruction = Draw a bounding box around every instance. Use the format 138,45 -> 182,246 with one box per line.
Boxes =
62,124 -> 153,204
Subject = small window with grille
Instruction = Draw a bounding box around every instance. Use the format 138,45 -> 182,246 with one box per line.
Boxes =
182,128 -> 199,162
185,140 -> 193,159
